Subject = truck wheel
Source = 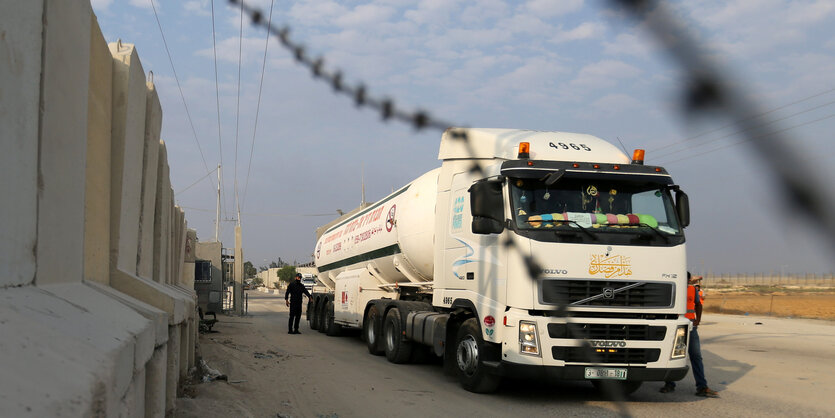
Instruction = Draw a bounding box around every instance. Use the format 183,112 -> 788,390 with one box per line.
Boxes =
384,307 -> 412,364
307,299 -> 319,330
325,301 -> 342,336
317,299 -> 329,333
591,380 -> 642,396
454,318 -> 501,393
364,305 -> 383,355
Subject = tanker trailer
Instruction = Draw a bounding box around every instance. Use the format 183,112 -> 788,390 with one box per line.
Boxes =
308,127 -> 693,394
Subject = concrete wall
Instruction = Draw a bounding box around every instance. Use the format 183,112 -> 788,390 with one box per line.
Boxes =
0,1 -> 197,416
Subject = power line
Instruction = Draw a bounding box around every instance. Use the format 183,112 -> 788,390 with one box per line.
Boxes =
650,86 -> 835,154
241,0 -> 275,214
175,166 -> 219,196
658,111 -> 835,166
149,0 -> 214,191
179,206 -> 338,217
653,97 -> 835,161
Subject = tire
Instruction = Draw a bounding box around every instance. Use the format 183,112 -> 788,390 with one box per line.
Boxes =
307,299 -> 317,330
325,301 -> 342,336
591,380 -> 643,397
317,299 -> 329,333
454,318 -> 501,393
384,307 -> 413,364
364,305 -> 384,355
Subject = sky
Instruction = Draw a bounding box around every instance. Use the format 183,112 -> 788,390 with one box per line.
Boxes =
90,0 -> 835,275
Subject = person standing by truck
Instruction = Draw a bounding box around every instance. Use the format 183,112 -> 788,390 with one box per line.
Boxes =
285,273 -> 311,334
660,273 -> 720,397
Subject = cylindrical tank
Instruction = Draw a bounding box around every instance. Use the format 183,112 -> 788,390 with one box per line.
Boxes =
314,169 -> 439,285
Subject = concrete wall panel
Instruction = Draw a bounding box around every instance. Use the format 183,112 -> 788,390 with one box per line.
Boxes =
35,0 -> 92,285
109,43 -> 147,276
154,141 -> 171,284
84,16 -> 113,286
138,82 -> 162,280
145,346 -> 167,418
0,285 -> 151,416
0,0 -> 42,287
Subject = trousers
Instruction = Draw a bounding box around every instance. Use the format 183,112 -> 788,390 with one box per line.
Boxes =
288,303 -> 303,332
667,327 -> 708,389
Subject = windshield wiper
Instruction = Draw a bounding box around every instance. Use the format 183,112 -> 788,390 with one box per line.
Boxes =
552,219 -> 598,242
636,223 -> 670,243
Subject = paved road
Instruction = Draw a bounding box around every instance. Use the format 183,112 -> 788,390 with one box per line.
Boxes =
198,290 -> 835,417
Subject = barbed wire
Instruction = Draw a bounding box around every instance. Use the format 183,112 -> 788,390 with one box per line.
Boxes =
231,0 -> 631,412
612,0 -> 835,249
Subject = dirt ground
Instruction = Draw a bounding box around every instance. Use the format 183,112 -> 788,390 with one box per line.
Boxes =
175,301 -> 316,418
175,288 -> 834,417
703,287 -> 835,320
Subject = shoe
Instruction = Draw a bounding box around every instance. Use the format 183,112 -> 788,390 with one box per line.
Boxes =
659,384 -> 675,393
695,387 -> 720,398
288,330 -> 293,334
293,330 -> 301,334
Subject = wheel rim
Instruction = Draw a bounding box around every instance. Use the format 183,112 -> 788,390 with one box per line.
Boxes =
385,321 -> 396,352
456,335 -> 479,377
367,316 -> 376,345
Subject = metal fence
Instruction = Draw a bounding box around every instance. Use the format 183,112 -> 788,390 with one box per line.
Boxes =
703,274 -> 835,287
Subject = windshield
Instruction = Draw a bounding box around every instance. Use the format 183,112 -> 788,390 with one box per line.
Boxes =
509,175 -> 683,245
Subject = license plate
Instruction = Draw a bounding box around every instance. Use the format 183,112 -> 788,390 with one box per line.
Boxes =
584,367 -> 627,380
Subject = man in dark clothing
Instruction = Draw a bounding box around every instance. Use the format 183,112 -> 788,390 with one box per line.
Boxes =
285,273 -> 312,334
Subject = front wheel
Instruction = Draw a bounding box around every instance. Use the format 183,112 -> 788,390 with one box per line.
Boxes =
454,318 -> 501,393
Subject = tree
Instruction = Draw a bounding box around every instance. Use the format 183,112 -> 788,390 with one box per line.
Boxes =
277,265 -> 297,285
243,261 -> 256,279
252,276 -> 264,286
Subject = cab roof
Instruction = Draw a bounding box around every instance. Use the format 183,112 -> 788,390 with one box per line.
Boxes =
438,128 -> 630,164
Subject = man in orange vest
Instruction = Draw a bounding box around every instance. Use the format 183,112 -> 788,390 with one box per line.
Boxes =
660,272 -> 720,397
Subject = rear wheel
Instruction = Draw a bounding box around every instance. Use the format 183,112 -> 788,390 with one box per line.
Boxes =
591,380 -> 643,396
364,305 -> 383,355
384,307 -> 412,364
454,318 -> 501,393
308,299 -> 321,330
325,301 -> 342,336
317,300 -> 328,333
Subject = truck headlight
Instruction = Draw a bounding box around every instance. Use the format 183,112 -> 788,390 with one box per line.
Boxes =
519,321 -> 540,356
671,326 -> 688,359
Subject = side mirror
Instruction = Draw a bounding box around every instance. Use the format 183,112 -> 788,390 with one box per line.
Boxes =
675,190 -> 690,228
469,179 -> 505,234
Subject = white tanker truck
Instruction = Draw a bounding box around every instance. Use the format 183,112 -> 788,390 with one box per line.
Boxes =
307,128 -> 692,393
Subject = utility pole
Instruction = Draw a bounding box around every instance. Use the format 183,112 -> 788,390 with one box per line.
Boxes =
215,164 -> 221,242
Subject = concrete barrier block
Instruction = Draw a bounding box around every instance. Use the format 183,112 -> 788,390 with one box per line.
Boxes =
0,0 -> 41,287
86,280 -> 167,352
84,16 -> 114,286
109,42 -> 147,277
144,346 -> 167,417
36,0 -> 93,285
0,284 -> 152,416
181,229 -> 198,289
138,81 -> 162,281
111,269 -> 186,326
165,326 -> 181,414
154,141 -> 172,284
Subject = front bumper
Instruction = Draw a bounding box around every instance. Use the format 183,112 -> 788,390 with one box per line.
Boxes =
483,360 -> 688,381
